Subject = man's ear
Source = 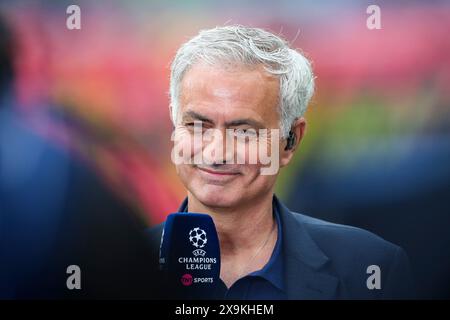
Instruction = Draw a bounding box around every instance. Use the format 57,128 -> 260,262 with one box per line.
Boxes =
279,117 -> 307,168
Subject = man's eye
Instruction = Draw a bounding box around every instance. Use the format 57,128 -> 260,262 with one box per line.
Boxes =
185,122 -> 203,128
233,128 -> 257,138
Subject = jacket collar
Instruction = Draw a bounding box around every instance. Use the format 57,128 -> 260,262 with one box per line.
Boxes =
273,195 -> 339,299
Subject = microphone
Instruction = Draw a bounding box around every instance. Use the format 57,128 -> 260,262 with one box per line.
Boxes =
159,213 -> 221,299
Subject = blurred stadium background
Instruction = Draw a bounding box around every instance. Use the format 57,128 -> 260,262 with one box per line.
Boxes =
1,0 -> 449,298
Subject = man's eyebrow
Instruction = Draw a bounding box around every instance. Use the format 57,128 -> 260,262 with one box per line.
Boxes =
182,111 -> 214,124
182,111 -> 264,128
225,118 -> 265,128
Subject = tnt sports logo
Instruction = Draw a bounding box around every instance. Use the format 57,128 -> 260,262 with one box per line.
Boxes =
180,274 -> 193,286
189,227 -> 207,249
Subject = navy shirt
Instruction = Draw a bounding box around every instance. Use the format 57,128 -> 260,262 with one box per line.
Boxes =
179,198 -> 286,300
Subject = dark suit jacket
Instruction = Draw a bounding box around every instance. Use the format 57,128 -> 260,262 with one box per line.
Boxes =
147,194 -> 415,299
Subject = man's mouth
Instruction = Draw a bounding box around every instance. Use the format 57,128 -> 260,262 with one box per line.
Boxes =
196,166 -> 240,176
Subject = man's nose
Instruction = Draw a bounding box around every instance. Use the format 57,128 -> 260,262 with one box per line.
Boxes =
202,128 -> 234,165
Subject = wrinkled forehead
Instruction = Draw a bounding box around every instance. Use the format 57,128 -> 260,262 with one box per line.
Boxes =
178,62 -> 280,126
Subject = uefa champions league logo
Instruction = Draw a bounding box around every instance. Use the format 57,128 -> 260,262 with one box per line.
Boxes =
189,227 -> 207,248
189,227 -> 207,257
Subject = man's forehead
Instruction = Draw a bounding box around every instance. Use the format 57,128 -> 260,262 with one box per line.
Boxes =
179,63 -> 279,124
181,63 -> 278,99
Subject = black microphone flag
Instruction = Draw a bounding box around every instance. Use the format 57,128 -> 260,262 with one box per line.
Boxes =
159,213 -> 221,298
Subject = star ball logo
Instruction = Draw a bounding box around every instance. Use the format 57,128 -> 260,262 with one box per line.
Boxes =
189,227 -> 207,257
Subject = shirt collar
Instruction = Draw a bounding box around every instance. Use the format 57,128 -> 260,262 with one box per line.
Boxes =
177,195 -> 285,292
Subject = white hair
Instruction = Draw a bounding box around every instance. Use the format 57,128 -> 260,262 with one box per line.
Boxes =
169,25 -> 315,138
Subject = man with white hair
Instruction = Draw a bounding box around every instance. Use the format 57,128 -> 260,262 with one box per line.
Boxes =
148,25 -> 414,299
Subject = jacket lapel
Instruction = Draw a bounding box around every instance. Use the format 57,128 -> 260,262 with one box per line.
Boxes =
274,196 -> 339,299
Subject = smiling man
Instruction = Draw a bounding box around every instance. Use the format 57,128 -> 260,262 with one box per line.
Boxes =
148,25 -> 414,299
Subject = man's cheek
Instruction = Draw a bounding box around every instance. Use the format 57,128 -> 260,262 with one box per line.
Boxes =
171,129 -> 194,165
176,164 -> 194,182
234,139 -> 259,165
259,130 -> 280,176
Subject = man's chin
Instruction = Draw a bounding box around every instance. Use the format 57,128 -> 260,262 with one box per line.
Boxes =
191,190 -> 240,209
